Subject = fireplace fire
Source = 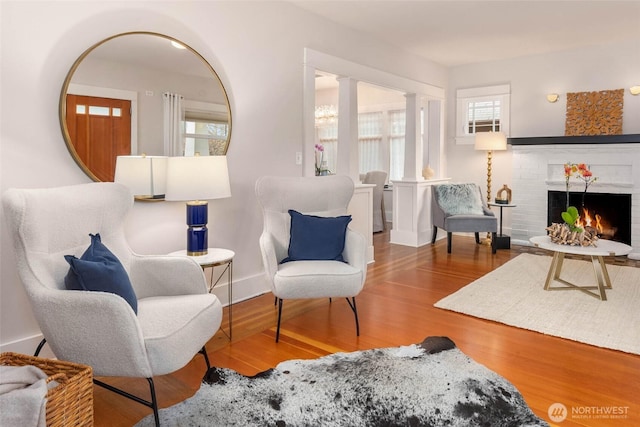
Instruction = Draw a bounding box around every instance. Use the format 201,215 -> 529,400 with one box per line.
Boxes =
547,191 -> 631,245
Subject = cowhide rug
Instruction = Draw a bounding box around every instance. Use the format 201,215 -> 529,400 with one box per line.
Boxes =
135,337 -> 548,427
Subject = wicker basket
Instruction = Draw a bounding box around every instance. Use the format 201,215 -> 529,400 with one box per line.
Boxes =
0,352 -> 93,427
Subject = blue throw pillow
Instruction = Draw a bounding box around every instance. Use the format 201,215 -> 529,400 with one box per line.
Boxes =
282,210 -> 352,263
64,233 -> 138,314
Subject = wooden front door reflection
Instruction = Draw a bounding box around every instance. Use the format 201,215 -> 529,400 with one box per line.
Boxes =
66,95 -> 132,182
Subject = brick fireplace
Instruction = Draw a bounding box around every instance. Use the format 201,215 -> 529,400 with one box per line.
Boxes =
509,134 -> 640,257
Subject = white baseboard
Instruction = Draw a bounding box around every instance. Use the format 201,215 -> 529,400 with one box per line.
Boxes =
0,333 -> 56,358
209,271 -> 271,306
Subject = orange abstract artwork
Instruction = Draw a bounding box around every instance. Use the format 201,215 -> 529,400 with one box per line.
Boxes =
565,89 -> 624,136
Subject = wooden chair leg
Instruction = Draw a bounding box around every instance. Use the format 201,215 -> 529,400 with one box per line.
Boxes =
447,232 -> 452,253
432,226 -> 438,244
475,232 -> 480,244
492,232 -> 497,254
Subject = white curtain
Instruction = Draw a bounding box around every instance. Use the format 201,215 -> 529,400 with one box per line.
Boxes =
359,137 -> 382,174
388,110 -> 406,181
358,112 -> 383,174
163,92 -> 184,156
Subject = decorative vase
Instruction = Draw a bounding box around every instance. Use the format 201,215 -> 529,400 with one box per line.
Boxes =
422,165 -> 435,180
495,184 -> 512,204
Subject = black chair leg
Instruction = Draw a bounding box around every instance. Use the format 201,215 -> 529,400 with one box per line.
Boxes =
475,232 -> 480,244
148,378 -> 160,427
345,297 -> 360,336
199,346 -> 211,370
432,226 -> 438,244
34,338 -> 47,357
492,232 -> 497,254
447,232 -> 452,253
276,298 -> 283,343
93,377 -> 160,427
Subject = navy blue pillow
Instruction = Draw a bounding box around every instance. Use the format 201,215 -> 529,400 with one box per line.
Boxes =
282,210 -> 352,263
64,233 -> 138,314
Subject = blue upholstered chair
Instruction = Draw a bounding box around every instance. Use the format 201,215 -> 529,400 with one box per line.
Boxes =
431,183 -> 497,254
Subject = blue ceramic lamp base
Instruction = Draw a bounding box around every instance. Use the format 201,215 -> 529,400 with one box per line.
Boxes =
186,202 -> 208,256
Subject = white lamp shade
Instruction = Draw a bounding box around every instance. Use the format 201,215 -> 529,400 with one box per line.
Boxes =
114,155 -> 168,197
165,155 -> 231,201
474,131 -> 507,151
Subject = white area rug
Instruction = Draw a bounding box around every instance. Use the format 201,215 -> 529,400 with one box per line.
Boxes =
435,253 -> 640,355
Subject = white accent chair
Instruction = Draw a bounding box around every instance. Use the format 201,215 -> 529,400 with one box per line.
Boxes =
255,175 -> 367,342
363,170 -> 388,232
2,182 -> 222,427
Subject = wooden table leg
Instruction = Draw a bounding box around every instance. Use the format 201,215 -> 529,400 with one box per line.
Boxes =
544,252 -> 610,300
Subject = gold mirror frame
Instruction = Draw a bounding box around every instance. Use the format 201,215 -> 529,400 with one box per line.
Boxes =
59,31 -> 232,184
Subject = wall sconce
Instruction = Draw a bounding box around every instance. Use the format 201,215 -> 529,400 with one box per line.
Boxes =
546,93 -> 560,103
630,86 -> 640,96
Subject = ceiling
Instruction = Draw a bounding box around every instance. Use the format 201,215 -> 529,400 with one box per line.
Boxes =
290,0 -> 640,67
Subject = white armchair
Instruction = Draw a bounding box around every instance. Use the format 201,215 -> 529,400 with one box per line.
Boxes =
255,175 -> 367,342
2,182 -> 222,427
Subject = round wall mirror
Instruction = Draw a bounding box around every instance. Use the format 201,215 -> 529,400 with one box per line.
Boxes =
59,31 -> 232,184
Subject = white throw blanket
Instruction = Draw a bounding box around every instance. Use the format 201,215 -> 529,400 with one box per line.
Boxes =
0,365 -> 50,427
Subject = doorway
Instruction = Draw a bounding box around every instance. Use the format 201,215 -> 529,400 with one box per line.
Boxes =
66,94 -> 132,181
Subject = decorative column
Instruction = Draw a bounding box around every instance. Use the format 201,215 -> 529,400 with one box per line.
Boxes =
426,100 -> 444,179
391,96 -> 449,247
402,93 -> 423,180
336,76 -> 360,182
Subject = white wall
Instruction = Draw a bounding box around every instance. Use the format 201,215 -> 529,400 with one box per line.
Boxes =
445,40 -> 640,234
0,1 -> 446,353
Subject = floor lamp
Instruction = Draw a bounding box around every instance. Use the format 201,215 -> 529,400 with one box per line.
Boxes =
474,131 -> 507,242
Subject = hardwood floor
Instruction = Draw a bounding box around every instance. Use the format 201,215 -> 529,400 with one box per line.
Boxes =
94,230 -> 640,426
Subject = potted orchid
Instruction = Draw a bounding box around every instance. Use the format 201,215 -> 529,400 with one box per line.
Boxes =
563,162 -> 597,210
315,144 -> 329,176
548,163 -> 599,246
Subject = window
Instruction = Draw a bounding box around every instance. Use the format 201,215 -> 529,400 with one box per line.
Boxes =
183,118 -> 229,156
358,111 -> 383,174
467,100 -> 500,133
456,84 -> 510,144
388,110 -> 406,182
314,105 -> 409,181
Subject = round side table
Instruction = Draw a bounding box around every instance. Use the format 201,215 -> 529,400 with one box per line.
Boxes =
169,248 -> 235,339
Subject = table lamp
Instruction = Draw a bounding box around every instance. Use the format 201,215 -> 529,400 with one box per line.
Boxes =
114,155 -> 168,200
165,155 -> 231,256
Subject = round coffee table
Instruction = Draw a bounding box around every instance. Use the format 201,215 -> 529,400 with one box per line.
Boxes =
529,236 -> 632,301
